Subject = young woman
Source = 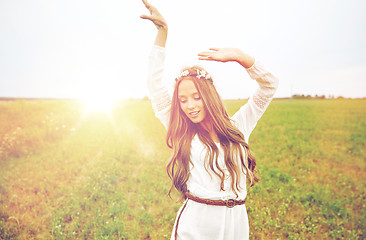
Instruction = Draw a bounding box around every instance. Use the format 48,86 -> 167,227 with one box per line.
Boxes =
141,0 -> 279,239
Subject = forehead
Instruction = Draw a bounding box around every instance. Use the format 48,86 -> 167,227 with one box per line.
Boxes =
178,79 -> 199,97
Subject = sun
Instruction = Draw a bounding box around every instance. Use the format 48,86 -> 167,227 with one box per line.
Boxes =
79,82 -> 123,115
82,95 -> 117,114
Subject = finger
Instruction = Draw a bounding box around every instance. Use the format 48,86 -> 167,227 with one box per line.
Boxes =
142,0 -> 150,8
198,51 -> 213,57
197,54 -> 212,59
209,48 -> 220,52
140,15 -> 159,24
140,15 -> 158,21
140,16 -> 165,28
198,57 -> 215,61
140,15 -> 152,20
142,0 -> 155,13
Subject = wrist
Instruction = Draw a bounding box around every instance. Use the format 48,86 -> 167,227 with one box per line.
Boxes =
235,50 -> 255,69
155,29 -> 168,48
158,21 -> 168,32
158,26 -> 168,34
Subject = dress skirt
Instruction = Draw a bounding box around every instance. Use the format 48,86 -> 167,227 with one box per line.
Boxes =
170,199 -> 249,240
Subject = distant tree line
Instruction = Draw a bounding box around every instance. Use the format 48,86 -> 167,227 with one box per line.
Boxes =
291,94 -> 345,99
140,95 -> 362,101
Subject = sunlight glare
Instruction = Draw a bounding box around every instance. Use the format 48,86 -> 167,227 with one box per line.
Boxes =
83,96 -> 117,114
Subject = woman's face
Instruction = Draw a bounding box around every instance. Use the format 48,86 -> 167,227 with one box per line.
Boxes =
178,79 -> 207,124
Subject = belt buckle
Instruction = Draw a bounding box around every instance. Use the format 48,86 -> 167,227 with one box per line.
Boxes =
226,199 -> 235,208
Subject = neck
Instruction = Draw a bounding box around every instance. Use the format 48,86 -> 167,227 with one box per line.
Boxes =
199,119 -> 219,143
199,117 -> 212,132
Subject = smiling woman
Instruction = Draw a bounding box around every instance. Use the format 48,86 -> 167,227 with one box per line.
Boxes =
140,0 -> 280,239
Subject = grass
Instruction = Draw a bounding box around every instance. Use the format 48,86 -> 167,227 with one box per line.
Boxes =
0,98 -> 365,239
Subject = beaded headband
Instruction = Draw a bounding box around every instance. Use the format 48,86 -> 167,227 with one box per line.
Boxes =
175,69 -> 212,82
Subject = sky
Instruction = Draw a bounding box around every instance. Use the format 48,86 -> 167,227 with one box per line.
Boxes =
0,0 -> 365,100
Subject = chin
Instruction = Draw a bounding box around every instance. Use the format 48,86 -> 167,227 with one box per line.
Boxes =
190,117 -> 204,124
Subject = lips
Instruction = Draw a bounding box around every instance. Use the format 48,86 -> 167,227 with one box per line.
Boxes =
189,111 -> 200,118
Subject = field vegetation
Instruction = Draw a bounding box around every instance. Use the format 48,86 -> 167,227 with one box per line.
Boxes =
0,99 -> 365,239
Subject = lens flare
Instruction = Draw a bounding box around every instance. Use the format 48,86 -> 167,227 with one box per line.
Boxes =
82,96 -> 117,114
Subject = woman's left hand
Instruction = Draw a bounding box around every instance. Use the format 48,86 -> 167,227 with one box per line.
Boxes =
140,0 -> 167,31
198,48 -> 255,69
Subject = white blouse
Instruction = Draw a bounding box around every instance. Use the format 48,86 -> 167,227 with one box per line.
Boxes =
147,45 -> 279,240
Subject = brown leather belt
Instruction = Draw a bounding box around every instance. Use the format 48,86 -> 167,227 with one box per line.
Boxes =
174,192 -> 246,239
185,191 -> 246,208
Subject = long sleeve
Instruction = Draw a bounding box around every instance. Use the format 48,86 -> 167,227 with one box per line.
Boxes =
231,60 -> 279,143
147,45 -> 171,129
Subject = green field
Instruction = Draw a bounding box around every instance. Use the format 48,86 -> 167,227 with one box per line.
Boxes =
0,99 -> 365,239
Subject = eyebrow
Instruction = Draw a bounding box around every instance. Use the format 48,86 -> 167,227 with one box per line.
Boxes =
178,91 -> 199,98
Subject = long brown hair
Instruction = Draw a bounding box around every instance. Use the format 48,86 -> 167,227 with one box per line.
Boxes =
166,66 -> 259,200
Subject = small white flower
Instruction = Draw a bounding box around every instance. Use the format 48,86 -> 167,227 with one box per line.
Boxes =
196,69 -> 208,79
178,70 -> 189,78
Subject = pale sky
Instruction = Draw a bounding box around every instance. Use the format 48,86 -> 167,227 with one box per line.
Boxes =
0,0 -> 365,99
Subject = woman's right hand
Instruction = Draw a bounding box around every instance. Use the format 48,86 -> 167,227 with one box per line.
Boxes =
140,0 -> 167,31
198,48 -> 255,69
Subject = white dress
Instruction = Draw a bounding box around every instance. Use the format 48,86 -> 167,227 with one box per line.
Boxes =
147,45 -> 279,240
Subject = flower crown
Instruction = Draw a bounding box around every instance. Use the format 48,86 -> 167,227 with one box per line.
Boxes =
176,69 -> 211,81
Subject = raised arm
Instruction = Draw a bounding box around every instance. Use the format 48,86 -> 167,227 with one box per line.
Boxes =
198,48 -> 279,142
140,0 -> 167,47
141,0 -> 171,128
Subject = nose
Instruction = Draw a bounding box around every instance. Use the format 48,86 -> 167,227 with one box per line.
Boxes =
187,98 -> 195,109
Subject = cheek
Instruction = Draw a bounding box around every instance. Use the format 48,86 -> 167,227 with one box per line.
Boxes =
179,103 -> 188,115
198,100 -> 205,112
200,101 -> 208,118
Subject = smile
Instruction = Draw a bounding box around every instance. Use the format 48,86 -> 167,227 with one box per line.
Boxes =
189,111 -> 200,118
